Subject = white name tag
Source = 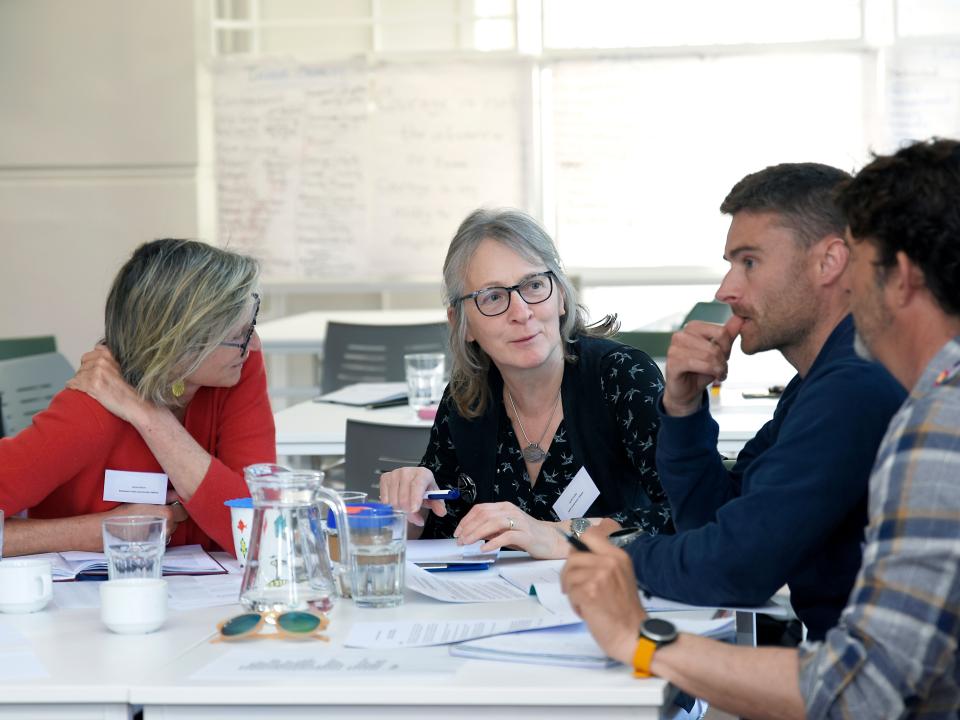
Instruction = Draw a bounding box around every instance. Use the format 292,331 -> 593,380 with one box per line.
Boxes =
103,470 -> 168,505
552,466 -> 601,521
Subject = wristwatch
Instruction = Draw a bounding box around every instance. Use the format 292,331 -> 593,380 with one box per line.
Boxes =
632,617 -> 678,678
570,517 -> 591,539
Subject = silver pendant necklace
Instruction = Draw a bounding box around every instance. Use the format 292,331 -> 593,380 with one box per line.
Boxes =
506,388 -> 562,464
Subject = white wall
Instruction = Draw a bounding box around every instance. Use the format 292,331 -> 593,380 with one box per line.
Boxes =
0,0 -> 201,366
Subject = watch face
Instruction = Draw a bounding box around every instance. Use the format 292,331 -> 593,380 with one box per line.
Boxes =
571,518 -> 590,536
642,618 -> 678,644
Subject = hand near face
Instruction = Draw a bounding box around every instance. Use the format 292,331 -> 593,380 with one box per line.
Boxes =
453,502 -> 567,559
66,345 -> 148,424
560,530 -> 648,665
378,466 -> 448,527
662,314 -> 744,417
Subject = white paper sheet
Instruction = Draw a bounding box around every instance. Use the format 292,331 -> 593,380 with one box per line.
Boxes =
498,559 -> 564,593
405,563 -> 528,603
406,538 -> 498,564
344,613 -> 581,649
449,623 -> 615,669
191,646 -> 455,680
166,574 -> 243,610
315,382 -> 407,406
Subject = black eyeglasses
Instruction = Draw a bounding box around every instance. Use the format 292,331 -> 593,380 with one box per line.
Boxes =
455,271 -> 555,317
221,293 -> 260,355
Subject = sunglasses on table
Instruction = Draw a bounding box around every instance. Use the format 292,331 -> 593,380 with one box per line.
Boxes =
212,610 -> 330,642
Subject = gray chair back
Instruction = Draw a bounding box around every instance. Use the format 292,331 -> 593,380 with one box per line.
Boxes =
321,321 -> 449,393
683,301 -> 732,326
0,352 -> 74,438
0,335 -> 57,362
343,419 -> 432,498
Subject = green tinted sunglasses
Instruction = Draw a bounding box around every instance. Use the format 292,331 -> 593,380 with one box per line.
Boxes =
213,611 -> 330,642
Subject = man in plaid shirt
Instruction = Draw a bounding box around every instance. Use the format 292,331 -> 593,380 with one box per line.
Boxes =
562,138 -> 960,719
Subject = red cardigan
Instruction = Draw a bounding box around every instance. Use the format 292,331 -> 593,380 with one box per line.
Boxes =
0,351 -> 276,553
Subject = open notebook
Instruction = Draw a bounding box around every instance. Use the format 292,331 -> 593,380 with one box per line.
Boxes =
24,544 -> 227,581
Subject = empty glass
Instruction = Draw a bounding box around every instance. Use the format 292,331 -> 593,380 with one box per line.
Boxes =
101,516 -> 166,580
404,352 -> 446,411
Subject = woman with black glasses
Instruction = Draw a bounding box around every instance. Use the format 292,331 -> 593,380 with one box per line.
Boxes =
379,209 -> 673,559
0,239 -> 274,556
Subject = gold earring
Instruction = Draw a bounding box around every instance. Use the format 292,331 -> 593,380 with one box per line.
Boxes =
171,379 -> 186,398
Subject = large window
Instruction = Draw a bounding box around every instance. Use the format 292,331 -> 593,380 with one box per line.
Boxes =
207,0 -> 960,332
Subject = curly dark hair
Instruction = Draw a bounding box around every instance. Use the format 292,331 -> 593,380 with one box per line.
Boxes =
720,162 -> 851,247
837,138 -> 960,318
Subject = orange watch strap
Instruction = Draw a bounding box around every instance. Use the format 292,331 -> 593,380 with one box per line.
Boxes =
632,636 -> 657,678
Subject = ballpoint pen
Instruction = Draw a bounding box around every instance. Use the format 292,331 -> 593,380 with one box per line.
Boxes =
423,489 -> 460,501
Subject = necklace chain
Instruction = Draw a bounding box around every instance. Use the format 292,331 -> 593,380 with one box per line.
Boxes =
506,389 -> 562,464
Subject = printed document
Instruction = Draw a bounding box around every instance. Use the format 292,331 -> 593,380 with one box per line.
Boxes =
345,614 -> 581,649
405,562 -> 528,603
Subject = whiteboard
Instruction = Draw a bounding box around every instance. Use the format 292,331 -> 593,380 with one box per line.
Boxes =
214,58 -> 532,283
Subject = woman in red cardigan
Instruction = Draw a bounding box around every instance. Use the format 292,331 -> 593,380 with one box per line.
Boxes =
0,239 -> 276,555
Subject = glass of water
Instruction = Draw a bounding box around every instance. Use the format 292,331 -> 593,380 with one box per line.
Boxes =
101,516 -> 166,580
347,509 -> 406,608
403,352 -> 446,412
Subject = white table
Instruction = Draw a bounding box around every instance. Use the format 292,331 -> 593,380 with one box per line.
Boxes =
274,392 -> 778,458
0,561 -> 669,719
258,308 -> 448,355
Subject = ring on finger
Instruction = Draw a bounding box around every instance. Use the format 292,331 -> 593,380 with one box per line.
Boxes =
506,516 -> 516,531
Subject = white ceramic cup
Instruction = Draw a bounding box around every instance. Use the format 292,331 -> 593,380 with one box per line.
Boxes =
99,578 -> 168,634
0,558 -> 53,614
224,498 -> 254,566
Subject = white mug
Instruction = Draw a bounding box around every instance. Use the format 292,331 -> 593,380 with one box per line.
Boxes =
100,578 -> 168,634
0,558 -> 53,614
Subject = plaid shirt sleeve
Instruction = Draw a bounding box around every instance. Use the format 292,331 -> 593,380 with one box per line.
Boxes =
797,347 -> 960,719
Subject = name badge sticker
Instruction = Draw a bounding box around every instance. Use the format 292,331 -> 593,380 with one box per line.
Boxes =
103,470 -> 168,505
552,466 -> 601,521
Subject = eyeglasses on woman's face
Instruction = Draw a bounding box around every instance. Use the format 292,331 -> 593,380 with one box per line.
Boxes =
220,293 -> 261,355
455,271 -> 554,317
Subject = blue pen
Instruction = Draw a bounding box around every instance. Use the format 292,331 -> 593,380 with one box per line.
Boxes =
422,562 -> 491,573
424,489 -> 460,501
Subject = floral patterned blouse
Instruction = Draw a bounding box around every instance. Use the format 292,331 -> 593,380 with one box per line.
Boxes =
419,345 -> 673,538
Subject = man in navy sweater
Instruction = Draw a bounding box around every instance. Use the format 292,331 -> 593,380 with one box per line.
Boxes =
624,163 -> 905,642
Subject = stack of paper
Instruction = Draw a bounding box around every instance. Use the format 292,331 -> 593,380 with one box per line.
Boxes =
407,538 -> 499,570
314,382 -> 407,408
28,544 -> 226,580
448,616 -> 735,669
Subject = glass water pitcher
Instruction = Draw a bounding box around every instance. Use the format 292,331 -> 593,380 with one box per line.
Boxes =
239,463 -> 352,613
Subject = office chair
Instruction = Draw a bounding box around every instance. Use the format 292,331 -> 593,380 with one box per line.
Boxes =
0,335 -> 57,362
682,301 -> 733,326
0,352 -> 74,438
343,419 -> 432,498
321,321 -> 449,393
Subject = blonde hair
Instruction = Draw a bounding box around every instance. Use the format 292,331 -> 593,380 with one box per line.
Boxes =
443,209 -> 617,419
104,239 -> 260,407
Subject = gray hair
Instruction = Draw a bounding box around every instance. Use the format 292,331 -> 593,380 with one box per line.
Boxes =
443,208 -> 616,418
104,239 -> 260,407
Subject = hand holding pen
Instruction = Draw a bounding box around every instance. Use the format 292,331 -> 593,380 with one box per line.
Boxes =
377,466 -> 450,527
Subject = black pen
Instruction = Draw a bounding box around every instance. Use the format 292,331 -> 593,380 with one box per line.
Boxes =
556,528 -> 591,553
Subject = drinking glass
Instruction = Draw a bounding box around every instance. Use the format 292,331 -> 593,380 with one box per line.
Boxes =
404,352 -> 445,412
101,516 -> 166,580
347,509 -> 406,608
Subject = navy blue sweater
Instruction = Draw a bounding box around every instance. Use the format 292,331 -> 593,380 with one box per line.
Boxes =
627,315 -> 906,641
